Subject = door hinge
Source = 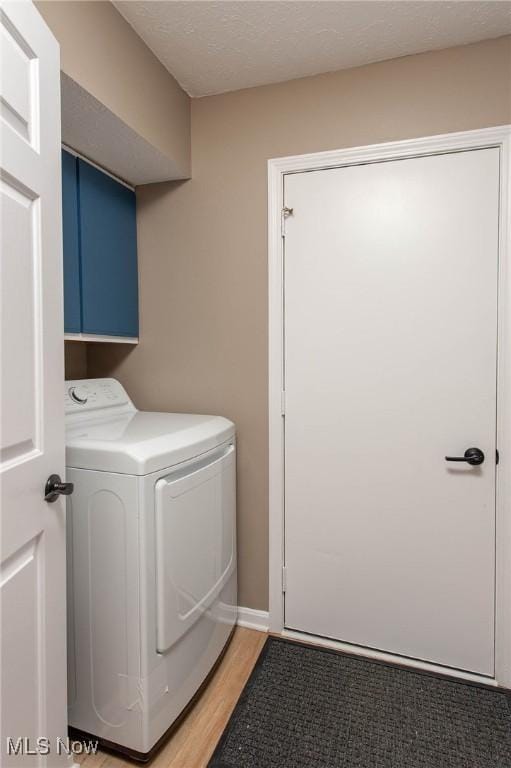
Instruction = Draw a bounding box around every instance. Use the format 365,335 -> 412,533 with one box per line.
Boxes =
281,206 -> 293,237
281,390 -> 286,416
496,448 -> 500,465
282,566 -> 288,593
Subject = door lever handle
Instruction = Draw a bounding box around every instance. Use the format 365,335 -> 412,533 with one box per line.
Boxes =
445,447 -> 485,466
44,474 -> 74,503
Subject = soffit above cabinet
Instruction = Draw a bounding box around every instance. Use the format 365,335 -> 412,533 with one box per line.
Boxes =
61,73 -> 186,186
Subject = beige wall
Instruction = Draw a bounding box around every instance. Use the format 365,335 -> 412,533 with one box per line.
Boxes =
64,342 -> 87,380
88,36 -> 511,611
37,0 -> 190,177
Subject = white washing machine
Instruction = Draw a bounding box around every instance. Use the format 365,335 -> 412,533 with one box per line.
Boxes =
65,378 -> 237,760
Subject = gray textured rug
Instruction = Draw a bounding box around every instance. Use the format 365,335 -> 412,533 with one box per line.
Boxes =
209,637 -> 511,768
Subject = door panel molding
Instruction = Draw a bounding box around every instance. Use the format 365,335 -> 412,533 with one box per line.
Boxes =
268,124 -> 511,686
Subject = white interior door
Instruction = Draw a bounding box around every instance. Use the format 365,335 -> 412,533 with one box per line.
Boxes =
0,2 -> 69,765
283,148 -> 500,676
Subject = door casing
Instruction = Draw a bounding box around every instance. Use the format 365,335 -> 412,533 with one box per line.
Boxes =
268,125 -> 511,688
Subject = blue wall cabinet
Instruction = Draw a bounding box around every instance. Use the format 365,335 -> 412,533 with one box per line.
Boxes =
62,151 -> 81,333
61,149 -> 139,340
78,159 -> 139,337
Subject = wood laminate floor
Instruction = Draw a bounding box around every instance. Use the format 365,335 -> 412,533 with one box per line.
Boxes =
75,627 -> 267,768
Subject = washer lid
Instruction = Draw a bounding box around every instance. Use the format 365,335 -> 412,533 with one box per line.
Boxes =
66,411 -> 235,475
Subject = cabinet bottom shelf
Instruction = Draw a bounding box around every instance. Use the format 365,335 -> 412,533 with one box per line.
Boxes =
64,333 -> 139,344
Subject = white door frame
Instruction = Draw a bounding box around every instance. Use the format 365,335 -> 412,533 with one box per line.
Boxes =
268,125 -> 511,688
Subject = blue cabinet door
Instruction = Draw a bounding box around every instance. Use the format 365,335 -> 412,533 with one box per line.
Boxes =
62,150 -> 81,333
78,159 -> 139,337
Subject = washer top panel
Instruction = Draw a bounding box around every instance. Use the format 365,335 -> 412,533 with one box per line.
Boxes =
65,379 -> 235,475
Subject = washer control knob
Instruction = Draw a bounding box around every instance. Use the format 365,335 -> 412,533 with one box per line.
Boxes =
69,385 -> 88,404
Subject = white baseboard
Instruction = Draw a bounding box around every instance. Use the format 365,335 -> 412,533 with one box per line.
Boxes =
237,606 -> 270,632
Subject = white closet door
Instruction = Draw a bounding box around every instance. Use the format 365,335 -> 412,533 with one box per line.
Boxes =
284,148 -> 499,675
1,2 -> 69,764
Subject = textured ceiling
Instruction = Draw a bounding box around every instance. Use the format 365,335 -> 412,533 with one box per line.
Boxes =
113,1 -> 511,97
